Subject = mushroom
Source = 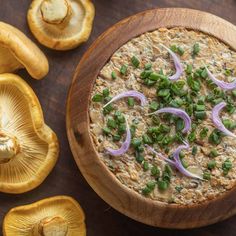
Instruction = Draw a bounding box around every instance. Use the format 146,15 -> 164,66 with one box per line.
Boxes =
0,73 -> 59,193
27,0 -> 95,50
3,196 -> 86,236
0,22 -> 49,80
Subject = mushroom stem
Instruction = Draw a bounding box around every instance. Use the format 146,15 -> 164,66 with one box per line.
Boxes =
40,0 -> 72,25
33,216 -> 68,236
0,132 -> 19,163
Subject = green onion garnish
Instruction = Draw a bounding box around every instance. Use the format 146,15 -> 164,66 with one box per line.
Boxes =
92,94 -> 103,102
102,88 -> 109,97
111,71 -> 117,80
107,118 -> 116,129
127,97 -> 134,107
222,159 -> 232,175
192,43 -> 200,56
131,56 -> 140,68
144,63 -> 152,70
120,64 -> 128,75
207,160 -> 216,170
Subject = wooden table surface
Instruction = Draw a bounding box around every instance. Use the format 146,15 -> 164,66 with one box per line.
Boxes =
1,1 -> 236,235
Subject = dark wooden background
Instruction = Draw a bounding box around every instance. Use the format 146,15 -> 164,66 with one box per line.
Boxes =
0,1 -> 236,235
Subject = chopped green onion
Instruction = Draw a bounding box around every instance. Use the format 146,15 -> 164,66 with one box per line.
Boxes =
103,104 -> 113,115
209,149 -> 218,158
157,180 -> 168,191
159,124 -> 171,133
143,161 -> 149,171
151,166 -> 160,177
176,118 -> 184,132
102,127 -> 111,135
186,64 -> 193,74
175,186 -> 183,193
118,123 -> 126,135
157,88 -> 170,97
188,132 -> 196,142
145,63 -> 152,70
131,56 -> 140,68
149,101 -> 159,111
107,118 -> 116,129
111,71 -> 117,80
120,64 -> 128,75
208,129 -> 223,145
201,68 -> 208,79
135,152 -> 144,163
140,70 -> 152,79
208,160 -> 216,170
222,159 -> 232,175
132,138 -> 142,148
192,43 -> 200,56
113,134 -> 121,142
192,146 -> 198,155
142,134 -> 153,144
203,171 -> 211,180
177,46 -> 184,56
195,111 -> 206,120
102,88 -> 109,97
170,45 -> 177,52
92,94 -> 103,102
127,97 -> 135,107
196,104 -> 205,111
224,69 -> 232,76
200,127 -> 209,139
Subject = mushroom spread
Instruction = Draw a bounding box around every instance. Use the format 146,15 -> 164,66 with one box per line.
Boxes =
0,73 -> 59,193
27,0 -> 95,50
3,196 -> 86,236
90,28 -> 236,205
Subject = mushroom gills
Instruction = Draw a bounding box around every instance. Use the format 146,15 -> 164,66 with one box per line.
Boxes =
3,196 -> 86,236
0,73 -> 59,193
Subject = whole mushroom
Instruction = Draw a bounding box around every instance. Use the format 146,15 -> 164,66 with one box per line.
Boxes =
27,0 -> 95,50
0,22 -> 49,80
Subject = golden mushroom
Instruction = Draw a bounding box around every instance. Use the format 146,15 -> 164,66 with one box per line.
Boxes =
0,73 -> 59,193
3,196 -> 86,236
0,22 -> 49,80
27,0 -> 95,50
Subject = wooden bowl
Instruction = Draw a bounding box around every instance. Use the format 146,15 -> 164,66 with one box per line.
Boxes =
66,8 -> 236,228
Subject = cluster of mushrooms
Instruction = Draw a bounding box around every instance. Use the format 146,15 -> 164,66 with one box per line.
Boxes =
0,0 -> 94,235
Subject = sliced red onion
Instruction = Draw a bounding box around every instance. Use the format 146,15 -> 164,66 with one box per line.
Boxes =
145,145 -> 175,166
212,102 -> 236,138
147,142 -> 203,180
205,67 -> 236,90
103,90 -> 147,108
149,107 -> 191,133
160,44 -> 183,81
173,142 -> 203,180
105,117 -> 131,156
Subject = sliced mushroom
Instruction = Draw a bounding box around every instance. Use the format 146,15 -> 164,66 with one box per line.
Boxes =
0,73 -> 59,193
0,22 -> 49,79
3,196 -> 86,236
27,0 -> 95,50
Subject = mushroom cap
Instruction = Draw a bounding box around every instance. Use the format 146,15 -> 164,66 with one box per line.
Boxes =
3,196 -> 86,236
0,22 -> 49,80
0,73 -> 59,193
27,0 -> 95,50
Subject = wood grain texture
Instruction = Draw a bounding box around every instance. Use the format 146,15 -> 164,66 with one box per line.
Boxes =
1,0 -> 236,235
66,8 -> 236,229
